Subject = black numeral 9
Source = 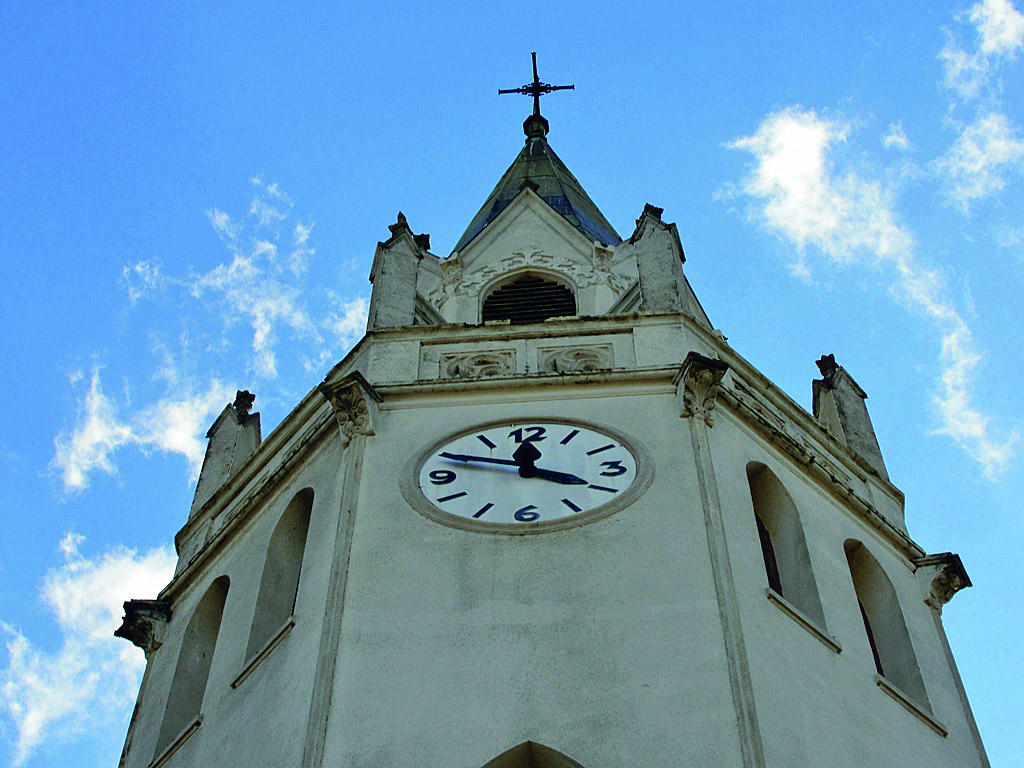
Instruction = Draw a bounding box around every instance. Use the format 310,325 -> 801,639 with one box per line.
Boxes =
429,470 -> 457,485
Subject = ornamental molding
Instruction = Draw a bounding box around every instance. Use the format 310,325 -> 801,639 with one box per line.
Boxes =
440,349 -> 516,379
318,372 -> 381,446
538,344 -> 613,373
430,248 -> 629,305
114,599 -> 172,658
677,352 -> 730,427
915,553 -> 972,613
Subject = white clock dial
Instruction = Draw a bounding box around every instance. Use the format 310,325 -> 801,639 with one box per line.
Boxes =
412,421 -> 645,531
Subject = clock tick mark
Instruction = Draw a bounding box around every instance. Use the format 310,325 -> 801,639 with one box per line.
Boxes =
586,444 -> 615,455
437,491 -> 468,503
472,503 -> 494,519
560,429 -> 580,445
476,434 -> 497,449
561,498 -> 582,512
588,484 -> 617,493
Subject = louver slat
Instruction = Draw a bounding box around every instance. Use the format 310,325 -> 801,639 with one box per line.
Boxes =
482,275 -> 576,325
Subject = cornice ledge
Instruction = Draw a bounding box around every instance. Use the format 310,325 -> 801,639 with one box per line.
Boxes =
177,385 -> 334,543
717,382 -> 923,560
374,366 -> 681,404
365,312 -> 687,344
684,317 -> 906,507
167,401 -> 335,600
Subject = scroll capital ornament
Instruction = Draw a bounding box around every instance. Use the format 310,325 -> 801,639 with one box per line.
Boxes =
114,599 -> 172,659
915,553 -> 972,613
677,352 -> 730,427
319,372 -> 381,446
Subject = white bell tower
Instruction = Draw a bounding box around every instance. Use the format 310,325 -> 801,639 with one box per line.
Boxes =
116,60 -> 989,768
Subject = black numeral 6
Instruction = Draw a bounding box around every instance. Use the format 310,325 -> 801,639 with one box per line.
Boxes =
513,505 -> 540,522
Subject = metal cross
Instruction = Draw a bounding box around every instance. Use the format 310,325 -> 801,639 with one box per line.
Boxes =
498,52 -> 574,116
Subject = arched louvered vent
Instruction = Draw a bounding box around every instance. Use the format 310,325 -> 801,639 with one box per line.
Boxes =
482,274 -> 576,324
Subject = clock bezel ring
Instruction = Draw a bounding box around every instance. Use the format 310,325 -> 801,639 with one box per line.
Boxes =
400,416 -> 654,535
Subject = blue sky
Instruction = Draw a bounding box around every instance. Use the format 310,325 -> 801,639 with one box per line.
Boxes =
1,1 -> 1022,765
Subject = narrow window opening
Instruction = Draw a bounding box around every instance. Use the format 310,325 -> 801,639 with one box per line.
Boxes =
845,539 -> 930,710
755,513 -> 783,596
746,463 -> 825,627
156,576 -> 229,755
482,274 -> 576,324
245,489 -> 313,662
858,600 -> 885,676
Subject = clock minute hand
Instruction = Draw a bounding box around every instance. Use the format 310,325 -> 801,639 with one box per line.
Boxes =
440,451 -> 518,467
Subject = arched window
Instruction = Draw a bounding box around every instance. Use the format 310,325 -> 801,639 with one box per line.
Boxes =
156,575 -> 229,754
844,539 -> 929,709
482,741 -> 586,768
245,488 -> 314,661
482,273 -> 576,324
747,463 -> 825,627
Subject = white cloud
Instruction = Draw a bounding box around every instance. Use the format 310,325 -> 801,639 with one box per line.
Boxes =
727,107 -> 1018,478
136,383 -> 237,479
994,225 -> 1024,247
883,122 -> 911,151
325,293 -> 368,348
52,371 -> 134,491
940,0 -> 1024,97
2,535 -> 175,765
98,181 -> 369,490
971,0 -> 1024,54
206,208 -> 238,242
937,111 -> 1024,208
52,368 -> 233,491
121,261 -> 165,304
188,185 -> 327,380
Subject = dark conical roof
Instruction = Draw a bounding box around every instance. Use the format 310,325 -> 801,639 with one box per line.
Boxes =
453,125 -> 621,253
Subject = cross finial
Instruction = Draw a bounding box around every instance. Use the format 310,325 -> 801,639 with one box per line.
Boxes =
498,52 -> 574,118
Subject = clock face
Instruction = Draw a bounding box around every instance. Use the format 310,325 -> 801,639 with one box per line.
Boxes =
409,420 -> 647,532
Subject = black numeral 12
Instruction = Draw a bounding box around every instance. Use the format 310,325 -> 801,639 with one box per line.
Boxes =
509,427 -> 547,443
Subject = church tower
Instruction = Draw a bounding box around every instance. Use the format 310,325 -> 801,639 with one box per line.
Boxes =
116,59 -> 989,768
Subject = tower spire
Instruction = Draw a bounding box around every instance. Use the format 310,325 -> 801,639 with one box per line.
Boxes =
498,52 -> 574,138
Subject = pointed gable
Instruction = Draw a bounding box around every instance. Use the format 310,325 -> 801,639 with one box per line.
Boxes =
454,121 -> 620,253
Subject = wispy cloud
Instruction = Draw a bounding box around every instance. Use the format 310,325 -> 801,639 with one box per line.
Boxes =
937,111 -> 1024,208
883,122 -> 911,151
937,0 -> 1024,209
51,368 -> 233,492
726,107 -> 1018,478
2,534 -> 175,765
940,0 -> 1024,98
58,180 -> 369,493
51,371 -> 134,491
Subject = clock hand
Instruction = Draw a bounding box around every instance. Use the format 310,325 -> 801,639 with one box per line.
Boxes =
530,467 -> 588,485
512,442 -> 541,478
439,451 -> 587,485
440,451 -> 518,466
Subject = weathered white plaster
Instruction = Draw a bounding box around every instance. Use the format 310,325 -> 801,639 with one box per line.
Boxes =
117,129 -> 988,768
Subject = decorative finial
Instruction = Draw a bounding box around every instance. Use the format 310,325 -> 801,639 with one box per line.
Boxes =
815,354 -> 839,378
234,390 -> 255,419
498,52 -> 574,138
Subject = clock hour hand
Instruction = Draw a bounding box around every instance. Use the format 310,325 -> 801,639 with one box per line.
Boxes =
529,467 -> 588,485
439,451 -> 588,485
